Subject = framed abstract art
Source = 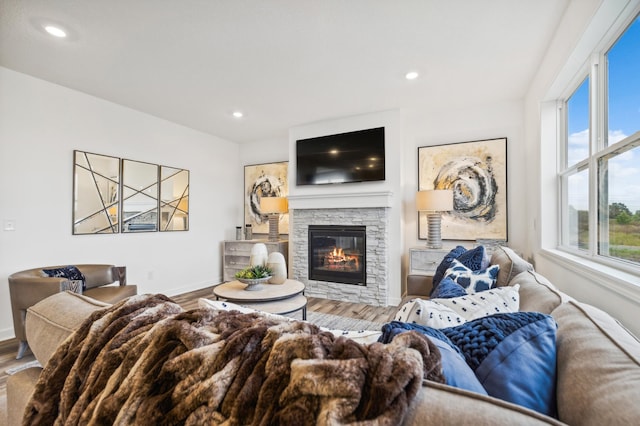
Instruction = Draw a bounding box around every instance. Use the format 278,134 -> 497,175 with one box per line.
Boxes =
244,161 -> 289,235
418,138 -> 507,241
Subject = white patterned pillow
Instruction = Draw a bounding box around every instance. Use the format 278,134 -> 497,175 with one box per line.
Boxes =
434,285 -> 520,321
394,298 -> 467,328
444,259 -> 500,293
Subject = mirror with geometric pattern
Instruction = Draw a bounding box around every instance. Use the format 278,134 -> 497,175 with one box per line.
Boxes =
160,166 -> 189,231
73,151 -> 120,234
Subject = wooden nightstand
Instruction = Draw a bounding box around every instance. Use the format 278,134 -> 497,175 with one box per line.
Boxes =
406,246 -> 456,297
409,247 -> 451,276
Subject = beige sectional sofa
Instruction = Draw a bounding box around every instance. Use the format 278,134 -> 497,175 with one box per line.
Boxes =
7,247 -> 640,425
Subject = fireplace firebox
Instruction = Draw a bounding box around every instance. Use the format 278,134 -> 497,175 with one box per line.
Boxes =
308,225 -> 366,285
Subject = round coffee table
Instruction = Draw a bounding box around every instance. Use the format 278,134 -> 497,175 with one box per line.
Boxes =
213,279 -> 307,319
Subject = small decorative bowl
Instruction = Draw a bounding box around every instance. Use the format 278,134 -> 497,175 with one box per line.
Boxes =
237,276 -> 271,290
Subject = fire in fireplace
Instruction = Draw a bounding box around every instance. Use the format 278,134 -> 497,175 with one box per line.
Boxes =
308,225 -> 366,285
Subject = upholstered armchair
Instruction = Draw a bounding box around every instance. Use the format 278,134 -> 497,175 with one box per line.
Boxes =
8,264 -> 137,359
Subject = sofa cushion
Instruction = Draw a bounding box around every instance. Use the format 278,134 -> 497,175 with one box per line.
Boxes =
435,285 -> 520,320
394,298 -> 466,328
444,259 -> 500,293
430,276 -> 467,299
510,271 -> 564,314
394,286 -> 520,329
442,312 -> 558,417
25,291 -> 110,365
490,246 -> 534,287
552,300 -> 640,425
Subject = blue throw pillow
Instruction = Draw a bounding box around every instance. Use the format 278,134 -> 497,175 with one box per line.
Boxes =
456,245 -> 488,271
444,259 -> 499,293
441,312 -> 558,417
42,265 -> 86,291
379,321 -> 488,395
430,276 -> 467,299
431,246 -> 467,294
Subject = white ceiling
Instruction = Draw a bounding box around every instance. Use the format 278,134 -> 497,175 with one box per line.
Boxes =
0,0 -> 569,143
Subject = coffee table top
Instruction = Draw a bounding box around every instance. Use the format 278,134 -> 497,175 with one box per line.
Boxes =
213,279 -> 305,302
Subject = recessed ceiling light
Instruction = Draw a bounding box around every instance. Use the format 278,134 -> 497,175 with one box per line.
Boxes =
405,71 -> 419,80
44,25 -> 67,38
232,111 -> 243,118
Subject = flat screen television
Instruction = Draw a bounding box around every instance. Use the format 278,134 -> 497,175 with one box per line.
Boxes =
296,127 -> 385,185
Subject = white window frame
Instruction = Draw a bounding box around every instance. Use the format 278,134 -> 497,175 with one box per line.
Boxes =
557,10 -> 640,276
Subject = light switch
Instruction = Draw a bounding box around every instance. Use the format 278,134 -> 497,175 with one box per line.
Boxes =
4,220 -> 16,231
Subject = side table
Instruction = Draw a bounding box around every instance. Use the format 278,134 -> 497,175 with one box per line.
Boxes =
213,279 -> 307,319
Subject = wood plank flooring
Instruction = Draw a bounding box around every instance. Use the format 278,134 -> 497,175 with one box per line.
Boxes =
0,286 -> 397,414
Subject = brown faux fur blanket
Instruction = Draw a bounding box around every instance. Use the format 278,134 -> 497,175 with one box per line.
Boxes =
24,294 -> 443,425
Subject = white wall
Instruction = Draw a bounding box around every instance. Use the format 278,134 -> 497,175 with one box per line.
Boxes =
402,100 -> 528,255
0,67 -> 241,340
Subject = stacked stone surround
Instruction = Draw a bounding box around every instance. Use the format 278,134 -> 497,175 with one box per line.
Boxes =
291,207 -> 389,306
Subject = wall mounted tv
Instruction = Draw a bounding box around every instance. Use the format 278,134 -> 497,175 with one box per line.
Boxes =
296,127 -> 385,185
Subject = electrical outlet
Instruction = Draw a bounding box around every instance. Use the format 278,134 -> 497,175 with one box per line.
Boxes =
4,220 -> 15,231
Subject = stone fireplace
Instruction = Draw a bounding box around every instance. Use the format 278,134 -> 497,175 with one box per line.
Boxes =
291,207 -> 389,306
308,225 -> 366,285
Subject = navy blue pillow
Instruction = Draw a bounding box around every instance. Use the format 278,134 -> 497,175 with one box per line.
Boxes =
456,245 -> 487,272
430,276 -> 467,299
431,246 -> 467,294
42,265 -> 86,291
441,312 -> 558,417
379,321 -> 487,395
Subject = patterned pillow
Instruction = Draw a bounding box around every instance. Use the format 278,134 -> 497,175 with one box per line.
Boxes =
441,312 -> 558,417
456,245 -> 489,271
42,265 -> 86,291
394,298 -> 466,328
379,321 -> 488,395
430,276 -> 467,299
434,285 -> 520,321
444,259 -> 499,293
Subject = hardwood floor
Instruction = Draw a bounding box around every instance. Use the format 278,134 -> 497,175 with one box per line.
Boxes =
0,286 -> 397,414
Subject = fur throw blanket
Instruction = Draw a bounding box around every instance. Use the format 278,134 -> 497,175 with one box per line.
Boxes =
24,294 -> 444,425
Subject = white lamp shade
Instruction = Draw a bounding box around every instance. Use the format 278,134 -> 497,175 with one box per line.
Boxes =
260,197 -> 288,214
416,190 -> 454,212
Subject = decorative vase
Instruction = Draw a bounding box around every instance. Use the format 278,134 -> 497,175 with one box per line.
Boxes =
267,252 -> 287,284
250,243 -> 268,267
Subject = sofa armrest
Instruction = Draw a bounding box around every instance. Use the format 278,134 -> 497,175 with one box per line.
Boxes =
406,274 -> 434,297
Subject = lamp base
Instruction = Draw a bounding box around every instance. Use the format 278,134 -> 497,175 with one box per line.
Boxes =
267,214 -> 280,242
426,213 -> 443,249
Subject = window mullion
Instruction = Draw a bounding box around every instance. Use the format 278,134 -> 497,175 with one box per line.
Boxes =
588,57 -> 600,257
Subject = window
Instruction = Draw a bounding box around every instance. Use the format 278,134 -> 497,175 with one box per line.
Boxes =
560,14 -> 640,268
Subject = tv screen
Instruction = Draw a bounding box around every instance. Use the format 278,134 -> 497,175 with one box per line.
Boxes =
296,127 -> 385,185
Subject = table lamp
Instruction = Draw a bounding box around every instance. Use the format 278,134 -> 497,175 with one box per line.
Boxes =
416,190 -> 454,249
260,196 -> 288,241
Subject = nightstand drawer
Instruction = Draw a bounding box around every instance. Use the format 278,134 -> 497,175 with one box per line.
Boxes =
409,247 -> 450,275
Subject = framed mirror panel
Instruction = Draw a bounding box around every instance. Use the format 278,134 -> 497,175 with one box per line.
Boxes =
160,166 -> 189,231
73,150 -> 189,234
73,151 -> 120,234
122,159 -> 158,233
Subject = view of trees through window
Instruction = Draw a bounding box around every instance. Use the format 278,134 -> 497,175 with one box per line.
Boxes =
563,14 -> 640,267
